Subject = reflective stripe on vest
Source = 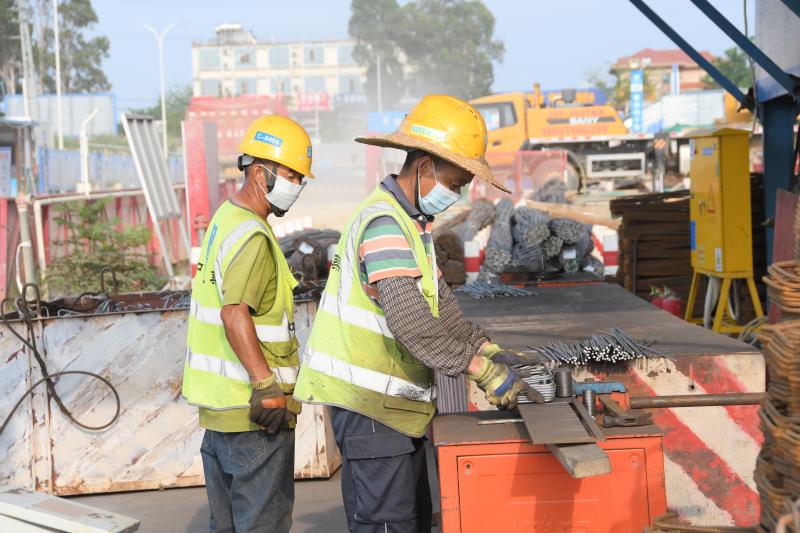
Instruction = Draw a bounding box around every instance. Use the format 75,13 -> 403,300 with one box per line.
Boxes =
185,348 -> 298,385
190,298 -> 294,343
182,201 -> 300,411
303,345 -> 435,402
295,187 -> 439,436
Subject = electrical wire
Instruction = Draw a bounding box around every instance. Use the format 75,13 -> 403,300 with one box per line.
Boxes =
0,286 -> 121,437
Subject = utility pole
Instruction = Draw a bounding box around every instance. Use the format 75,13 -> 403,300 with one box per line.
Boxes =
376,51 -> 383,113
144,23 -> 179,156
53,0 -> 64,149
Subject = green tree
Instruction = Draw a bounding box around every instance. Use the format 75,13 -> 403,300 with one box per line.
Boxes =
131,85 -> 193,148
349,0 -> 504,107
45,198 -> 165,298
702,46 -> 751,89
0,0 -> 20,98
30,0 -> 110,93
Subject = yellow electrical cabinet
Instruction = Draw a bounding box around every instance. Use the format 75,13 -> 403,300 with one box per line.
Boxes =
689,128 -> 752,274
684,128 -> 763,333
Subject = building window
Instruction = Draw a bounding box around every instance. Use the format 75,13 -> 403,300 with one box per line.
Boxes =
201,79 -> 221,97
235,48 -> 255,69
304,45 -> 324,65
269,46 -> 290,68
198,48 -> 221,70
338,74 -> 363,94
338,44 -> 355,65
304,75 -> 326,92
270,77 -> 290,95
235,78 -> 257,96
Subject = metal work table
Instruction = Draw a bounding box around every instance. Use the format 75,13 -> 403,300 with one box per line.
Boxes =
456,281 -> 758,358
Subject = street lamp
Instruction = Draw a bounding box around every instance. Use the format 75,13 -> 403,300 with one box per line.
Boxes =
53,0 -> 63,149
143,22 -> 179,157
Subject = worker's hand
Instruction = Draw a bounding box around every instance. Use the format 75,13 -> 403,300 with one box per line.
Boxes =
468,356 -> 532,410
282,395 -> 303,428
249,374 -> 288,433
480,343 -> 549,367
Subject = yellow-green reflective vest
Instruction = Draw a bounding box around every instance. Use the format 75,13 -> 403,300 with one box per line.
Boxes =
294,187 -> 439,437
182,201 -> 300,410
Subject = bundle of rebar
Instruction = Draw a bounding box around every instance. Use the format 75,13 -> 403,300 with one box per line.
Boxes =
457,280 -> 534,299
456,199 -> 495,243
756,319 -> 800,530
531,178 -> 567,204
541,235 -> 564,259
480,199 -> 514,275
527,327 -> 664,366
279,229 -> 341,281
549,218 -> 586,244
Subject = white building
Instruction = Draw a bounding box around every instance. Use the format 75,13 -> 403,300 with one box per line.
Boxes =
192,23 -> 366,102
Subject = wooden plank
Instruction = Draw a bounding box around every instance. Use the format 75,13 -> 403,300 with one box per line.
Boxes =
525,200 -> 621,229
546,443 -> 611,479
518,402 -> 598,445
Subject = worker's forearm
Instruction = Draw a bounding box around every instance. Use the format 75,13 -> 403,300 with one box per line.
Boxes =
221,303 -> 272,381
377,276 -> 478,376
437,280 -> 491,352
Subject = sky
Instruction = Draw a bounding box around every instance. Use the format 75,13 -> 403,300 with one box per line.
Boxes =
92,0 -> 756,111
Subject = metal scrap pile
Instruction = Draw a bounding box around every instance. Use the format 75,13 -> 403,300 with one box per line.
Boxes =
279,229 -> 341,282
526,327 -> 664,366
756,319 -> 800,530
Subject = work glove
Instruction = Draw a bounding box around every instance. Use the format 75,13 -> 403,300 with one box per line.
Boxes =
282,396 -> 303,429
480,343 -> 549,367
249,374 -> 289,433
468,356 -> 544,410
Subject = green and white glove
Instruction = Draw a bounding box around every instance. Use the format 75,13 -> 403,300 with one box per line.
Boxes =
468,356 -> 535,410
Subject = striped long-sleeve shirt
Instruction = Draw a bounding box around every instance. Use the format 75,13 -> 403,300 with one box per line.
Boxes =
356,175 -> 489,374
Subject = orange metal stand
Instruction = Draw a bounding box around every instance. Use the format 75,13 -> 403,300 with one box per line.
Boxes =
433,412 -> 667,533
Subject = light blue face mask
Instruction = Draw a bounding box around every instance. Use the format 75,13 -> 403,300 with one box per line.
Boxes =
417,161 -> 460,215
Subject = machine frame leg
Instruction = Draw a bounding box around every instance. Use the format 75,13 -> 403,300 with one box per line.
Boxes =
712,277 -> 732,333
685,271 -> 701,322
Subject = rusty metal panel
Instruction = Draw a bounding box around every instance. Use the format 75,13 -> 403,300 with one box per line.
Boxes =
0,329 -> 37,490
0,300 -> 339,495
39,311 -> 201,495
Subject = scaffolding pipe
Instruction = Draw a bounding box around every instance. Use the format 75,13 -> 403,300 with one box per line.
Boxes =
629,393 -> 765,409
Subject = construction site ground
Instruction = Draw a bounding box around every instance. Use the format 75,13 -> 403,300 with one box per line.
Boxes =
72,472 -> 346,532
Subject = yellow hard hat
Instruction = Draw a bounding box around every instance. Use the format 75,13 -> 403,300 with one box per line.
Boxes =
239,115 -> 315,178
355,94 -> 507,192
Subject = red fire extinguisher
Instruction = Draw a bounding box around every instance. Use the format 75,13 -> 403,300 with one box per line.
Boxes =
661,287 -> 683,318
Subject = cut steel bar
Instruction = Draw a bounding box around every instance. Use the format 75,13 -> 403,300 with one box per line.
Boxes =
629,393 -> 765,409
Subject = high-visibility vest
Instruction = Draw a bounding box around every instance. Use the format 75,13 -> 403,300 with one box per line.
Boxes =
182,201 -> 299,410
294,187 -> 439,437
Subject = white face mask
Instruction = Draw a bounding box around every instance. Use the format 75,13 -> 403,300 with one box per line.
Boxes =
255,165 -> 306,217
417,161 -> 461,215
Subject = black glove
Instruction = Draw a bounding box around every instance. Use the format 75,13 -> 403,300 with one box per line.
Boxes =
249,375 -> 287,433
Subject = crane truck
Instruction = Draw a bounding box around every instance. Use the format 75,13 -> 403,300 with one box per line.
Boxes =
470,85 -> 654,191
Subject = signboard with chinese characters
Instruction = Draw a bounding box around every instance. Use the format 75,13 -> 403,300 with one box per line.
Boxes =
630,69 -> 644,133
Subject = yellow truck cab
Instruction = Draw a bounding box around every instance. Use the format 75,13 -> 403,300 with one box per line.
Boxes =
470,87 -> 654,190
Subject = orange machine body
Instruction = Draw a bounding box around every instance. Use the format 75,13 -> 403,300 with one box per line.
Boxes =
433,412 -> 667,533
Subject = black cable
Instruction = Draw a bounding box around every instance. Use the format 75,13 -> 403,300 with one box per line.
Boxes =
0,292 -> 122,436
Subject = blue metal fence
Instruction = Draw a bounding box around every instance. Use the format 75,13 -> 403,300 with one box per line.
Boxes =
38,149 -> 184,194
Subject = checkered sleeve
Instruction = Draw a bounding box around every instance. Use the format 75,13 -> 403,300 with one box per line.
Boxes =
437,280 -> 490,353
376,276 -> 475,376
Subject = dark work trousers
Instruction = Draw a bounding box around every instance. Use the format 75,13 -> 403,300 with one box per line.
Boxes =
331,407 -> 432,533
200,428 -> 295,533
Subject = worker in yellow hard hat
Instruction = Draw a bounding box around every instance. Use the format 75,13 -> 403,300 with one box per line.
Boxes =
294,94 -> 544,532
182,115 -> 313,532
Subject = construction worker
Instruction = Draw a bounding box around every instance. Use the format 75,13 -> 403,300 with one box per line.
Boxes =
182,115 -> 313,533
294,94 -> 544,532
